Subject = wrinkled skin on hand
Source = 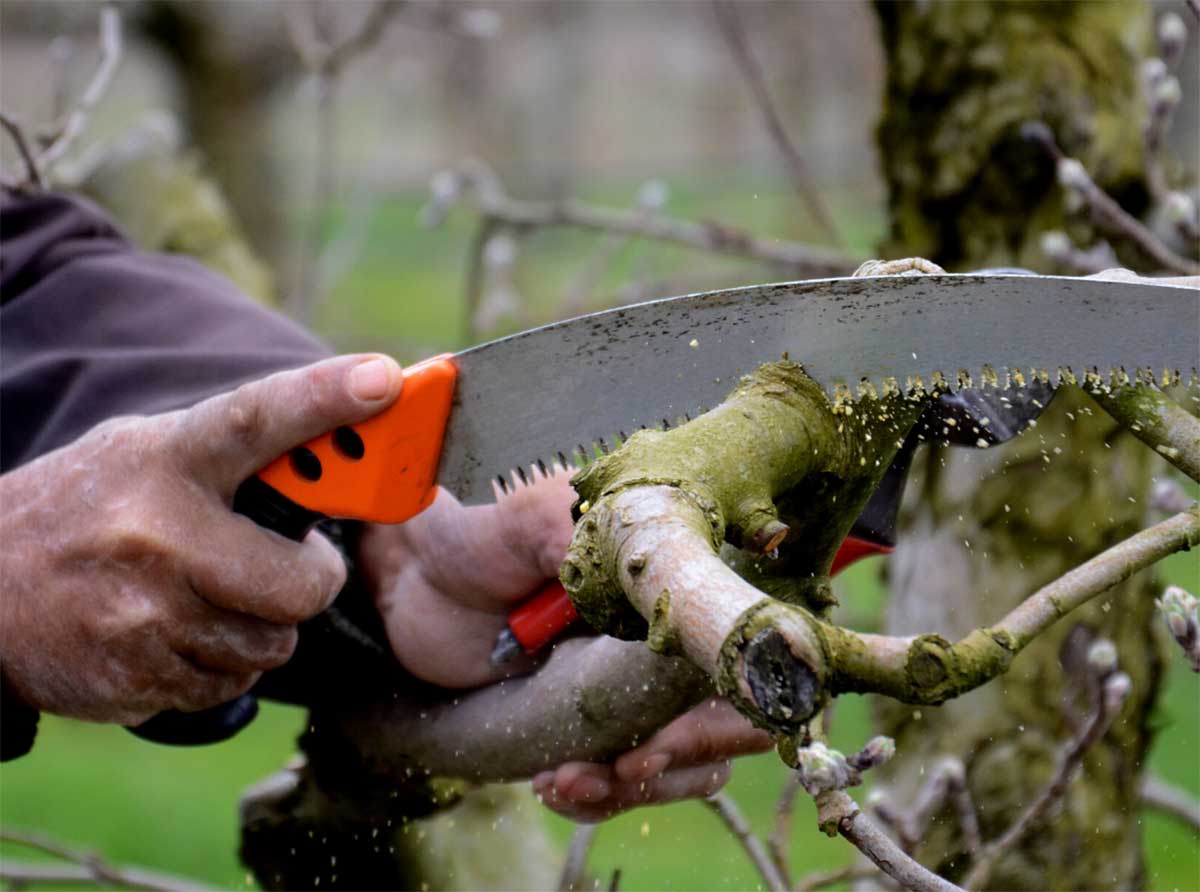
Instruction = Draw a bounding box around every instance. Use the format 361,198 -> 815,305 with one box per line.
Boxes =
0,354 -> 403,725
364,474 -> 773,820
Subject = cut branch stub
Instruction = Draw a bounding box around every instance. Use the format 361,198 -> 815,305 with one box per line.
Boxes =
560,360 -> 926,733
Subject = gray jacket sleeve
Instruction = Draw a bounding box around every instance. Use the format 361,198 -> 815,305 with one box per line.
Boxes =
0,190 -> 396,759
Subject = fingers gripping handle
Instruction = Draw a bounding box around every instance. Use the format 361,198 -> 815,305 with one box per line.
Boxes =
132,356 -> 458,747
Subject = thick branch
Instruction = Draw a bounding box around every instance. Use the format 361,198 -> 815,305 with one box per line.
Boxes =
318,636 -> 708,782
424,162 -> 859,277
1087,382 -> 1200,483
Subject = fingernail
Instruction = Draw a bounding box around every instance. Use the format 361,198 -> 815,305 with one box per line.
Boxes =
348,358 -> 394,401
635,752 -> 672,780
532,772 -> 554,790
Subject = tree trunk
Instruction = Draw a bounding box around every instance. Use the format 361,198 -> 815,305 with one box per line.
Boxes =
875,0 -> 1150,271
872,2 -> 1165,888
138,1 -> 293,272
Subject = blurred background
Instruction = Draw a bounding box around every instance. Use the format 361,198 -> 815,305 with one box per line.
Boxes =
1,1 -> 1197,889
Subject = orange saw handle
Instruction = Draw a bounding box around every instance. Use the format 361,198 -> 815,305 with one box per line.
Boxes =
253,354 -> 458,529
132,354 -> 458,747
496,534 -> 892,663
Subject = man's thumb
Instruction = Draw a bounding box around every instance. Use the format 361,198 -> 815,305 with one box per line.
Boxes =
177,354 -> 403,492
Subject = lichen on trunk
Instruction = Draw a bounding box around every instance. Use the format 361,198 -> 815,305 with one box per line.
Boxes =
870,2 -> 1172,888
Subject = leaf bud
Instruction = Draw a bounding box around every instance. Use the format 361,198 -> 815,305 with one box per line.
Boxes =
1165,192 -> 1196,225
1157,13 -> 1187,67
1086,638 -> 1119,675
1040,231 -> 1072,259
1056,158 -> 1090,192
796,741 -> 851,795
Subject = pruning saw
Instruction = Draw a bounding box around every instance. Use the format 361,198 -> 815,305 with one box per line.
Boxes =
133,273 -> 1199,744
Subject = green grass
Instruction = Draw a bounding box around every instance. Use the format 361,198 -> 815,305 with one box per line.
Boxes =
3,558 -> 1196,891
2,183 -> 1197,891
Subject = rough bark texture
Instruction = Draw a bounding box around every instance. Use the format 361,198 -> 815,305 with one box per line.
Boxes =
871,3 -> 1168,889
875,0 -> 1151,271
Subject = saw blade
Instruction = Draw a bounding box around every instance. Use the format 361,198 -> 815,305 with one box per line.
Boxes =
438,274 -> 1199,504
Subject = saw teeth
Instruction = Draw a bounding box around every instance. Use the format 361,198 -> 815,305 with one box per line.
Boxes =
490,364 -> 1196,493
815,363 -> 1195,408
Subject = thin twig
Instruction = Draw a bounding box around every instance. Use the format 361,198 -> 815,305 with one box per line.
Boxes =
1023,121 -> 1200,275
815,791 -> 964,892
704,792 -> 789,892
1140,773 -> 1200,831
712,0 -> 842,246
287,0 -> 404,321
557,822 -> 599,892
461,217 -> 499,345
870,758 -> 981,857
562,181 -> 667,316
37,4 -> 122,173
424,162 -> 859,280
0,830 -> 204,892
767,771 -> 803,886
795,863 -> 881,891
962,671 -> 1132,889
996,506 -> 1200,649
0,112 -> 44,188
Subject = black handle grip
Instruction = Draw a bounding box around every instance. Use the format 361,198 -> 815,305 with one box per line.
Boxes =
130,476 -> 325,746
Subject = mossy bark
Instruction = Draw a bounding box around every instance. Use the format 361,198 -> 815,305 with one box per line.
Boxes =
875,0 -> 1151,271
872,3 -> 1167,888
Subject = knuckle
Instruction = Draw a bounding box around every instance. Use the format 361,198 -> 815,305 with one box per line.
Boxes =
223,381 -> 269,452
256,626 -> 299,670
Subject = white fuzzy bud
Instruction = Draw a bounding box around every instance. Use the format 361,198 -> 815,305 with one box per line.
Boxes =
637,179 -> 669,210
1040,231 -> 1072,259
1158,13 -> 1187,65
1155,586 -> 1199,672
429,169 -> 459,204
484,233 -> 517,268
1087,638 -> 1119,675
796,741 -> 852,795
1154,76 -> 1182,110
1103,671 -> 1132,712
1141,57 -> 1168,91
1159,585 -> 1199,620
1165,191 -> 1196,225
1056,158 -> 1090,192
850,736 -> 896,771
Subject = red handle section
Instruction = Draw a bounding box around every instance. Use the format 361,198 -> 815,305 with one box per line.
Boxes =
256,354 -> 457,524
829,534 -> 893,575
504,534 -> 894,658
507,580 -> 578,653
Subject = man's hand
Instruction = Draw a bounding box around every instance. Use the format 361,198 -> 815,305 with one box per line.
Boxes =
364,477 -> 773,819
360,473 -> 577,689
0,354 -> 403,725
533,697 -> 773,822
